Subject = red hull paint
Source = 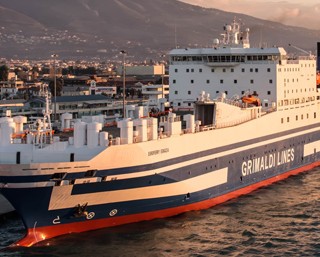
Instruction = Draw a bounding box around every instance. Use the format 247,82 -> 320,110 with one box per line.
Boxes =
13,161 -> 320,247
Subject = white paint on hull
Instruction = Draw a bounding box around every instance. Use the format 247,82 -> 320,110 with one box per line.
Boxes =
304,140 -> 320,157
48,167 -> 228,210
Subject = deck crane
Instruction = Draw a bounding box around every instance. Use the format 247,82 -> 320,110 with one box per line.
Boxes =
288,44 -> 314,58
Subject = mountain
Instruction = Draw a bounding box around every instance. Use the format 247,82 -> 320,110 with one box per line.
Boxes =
0,0 -> 319,61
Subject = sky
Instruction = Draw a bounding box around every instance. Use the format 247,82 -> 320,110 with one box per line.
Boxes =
179,0 -> 320,30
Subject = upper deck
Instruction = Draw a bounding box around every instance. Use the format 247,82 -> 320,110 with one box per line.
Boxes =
168,20 -> 317,112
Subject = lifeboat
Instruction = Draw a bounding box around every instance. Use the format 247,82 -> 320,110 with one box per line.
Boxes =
63,128 -> 74,133
317,72 -> 320,87
12,132 -> 27,139
241,94 -> 261,106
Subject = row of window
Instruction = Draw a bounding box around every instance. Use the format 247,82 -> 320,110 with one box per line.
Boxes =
172,79 -> 273,84
171,77 -> 310,86
278,68 -> 300,72
281,112 -> 317,123
284,78 -> 299,83
284,88 -> 315,94
173,64 -> 313,74
175,67 -> 272,73
277,63 -> 315,72
174,90 -> 272,95
278,96 -> 316,107
170,55 -> 279,63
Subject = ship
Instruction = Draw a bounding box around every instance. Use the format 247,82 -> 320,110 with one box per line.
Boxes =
0,193 -> 14,216
1,20 -> 320,247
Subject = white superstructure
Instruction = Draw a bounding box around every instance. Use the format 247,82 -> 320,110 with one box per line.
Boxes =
169,19 -> 317,111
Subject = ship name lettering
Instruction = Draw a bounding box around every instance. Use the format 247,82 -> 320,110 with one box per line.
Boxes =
148,148 -> 169,156
241,148 -> 294,177
148,150 -> 160,156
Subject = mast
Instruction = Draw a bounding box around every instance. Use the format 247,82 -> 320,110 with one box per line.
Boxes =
34,84 -> 53,147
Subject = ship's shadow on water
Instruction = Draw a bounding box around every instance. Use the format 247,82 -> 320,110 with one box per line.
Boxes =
1,168 -> 320,257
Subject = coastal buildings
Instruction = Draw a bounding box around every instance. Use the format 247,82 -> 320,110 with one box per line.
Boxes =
0,61 -> 169,119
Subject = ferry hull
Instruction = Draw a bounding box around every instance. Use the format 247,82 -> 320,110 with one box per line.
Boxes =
0,193 -> 14,215
7,159 -> 319,247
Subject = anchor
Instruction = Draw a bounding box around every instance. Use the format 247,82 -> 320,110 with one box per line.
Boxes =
73,202 -> 88,218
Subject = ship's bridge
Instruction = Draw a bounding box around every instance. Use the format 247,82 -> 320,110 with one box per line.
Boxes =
169,47 -> 287,66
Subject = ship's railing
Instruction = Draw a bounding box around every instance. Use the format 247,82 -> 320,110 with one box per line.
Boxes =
296,56 -> 316,61
286,60 -> 300,64
104,100 -> 270,146
216,97 -> 247,108
159,115 -> 181,123
199,124 -> 215,131
264,106 -> 277,114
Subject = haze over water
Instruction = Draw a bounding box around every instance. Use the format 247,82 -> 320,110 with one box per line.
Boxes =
0,167 -> 319,257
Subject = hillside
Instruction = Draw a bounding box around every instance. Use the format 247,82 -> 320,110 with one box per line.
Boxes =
0,0 -> 319,60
